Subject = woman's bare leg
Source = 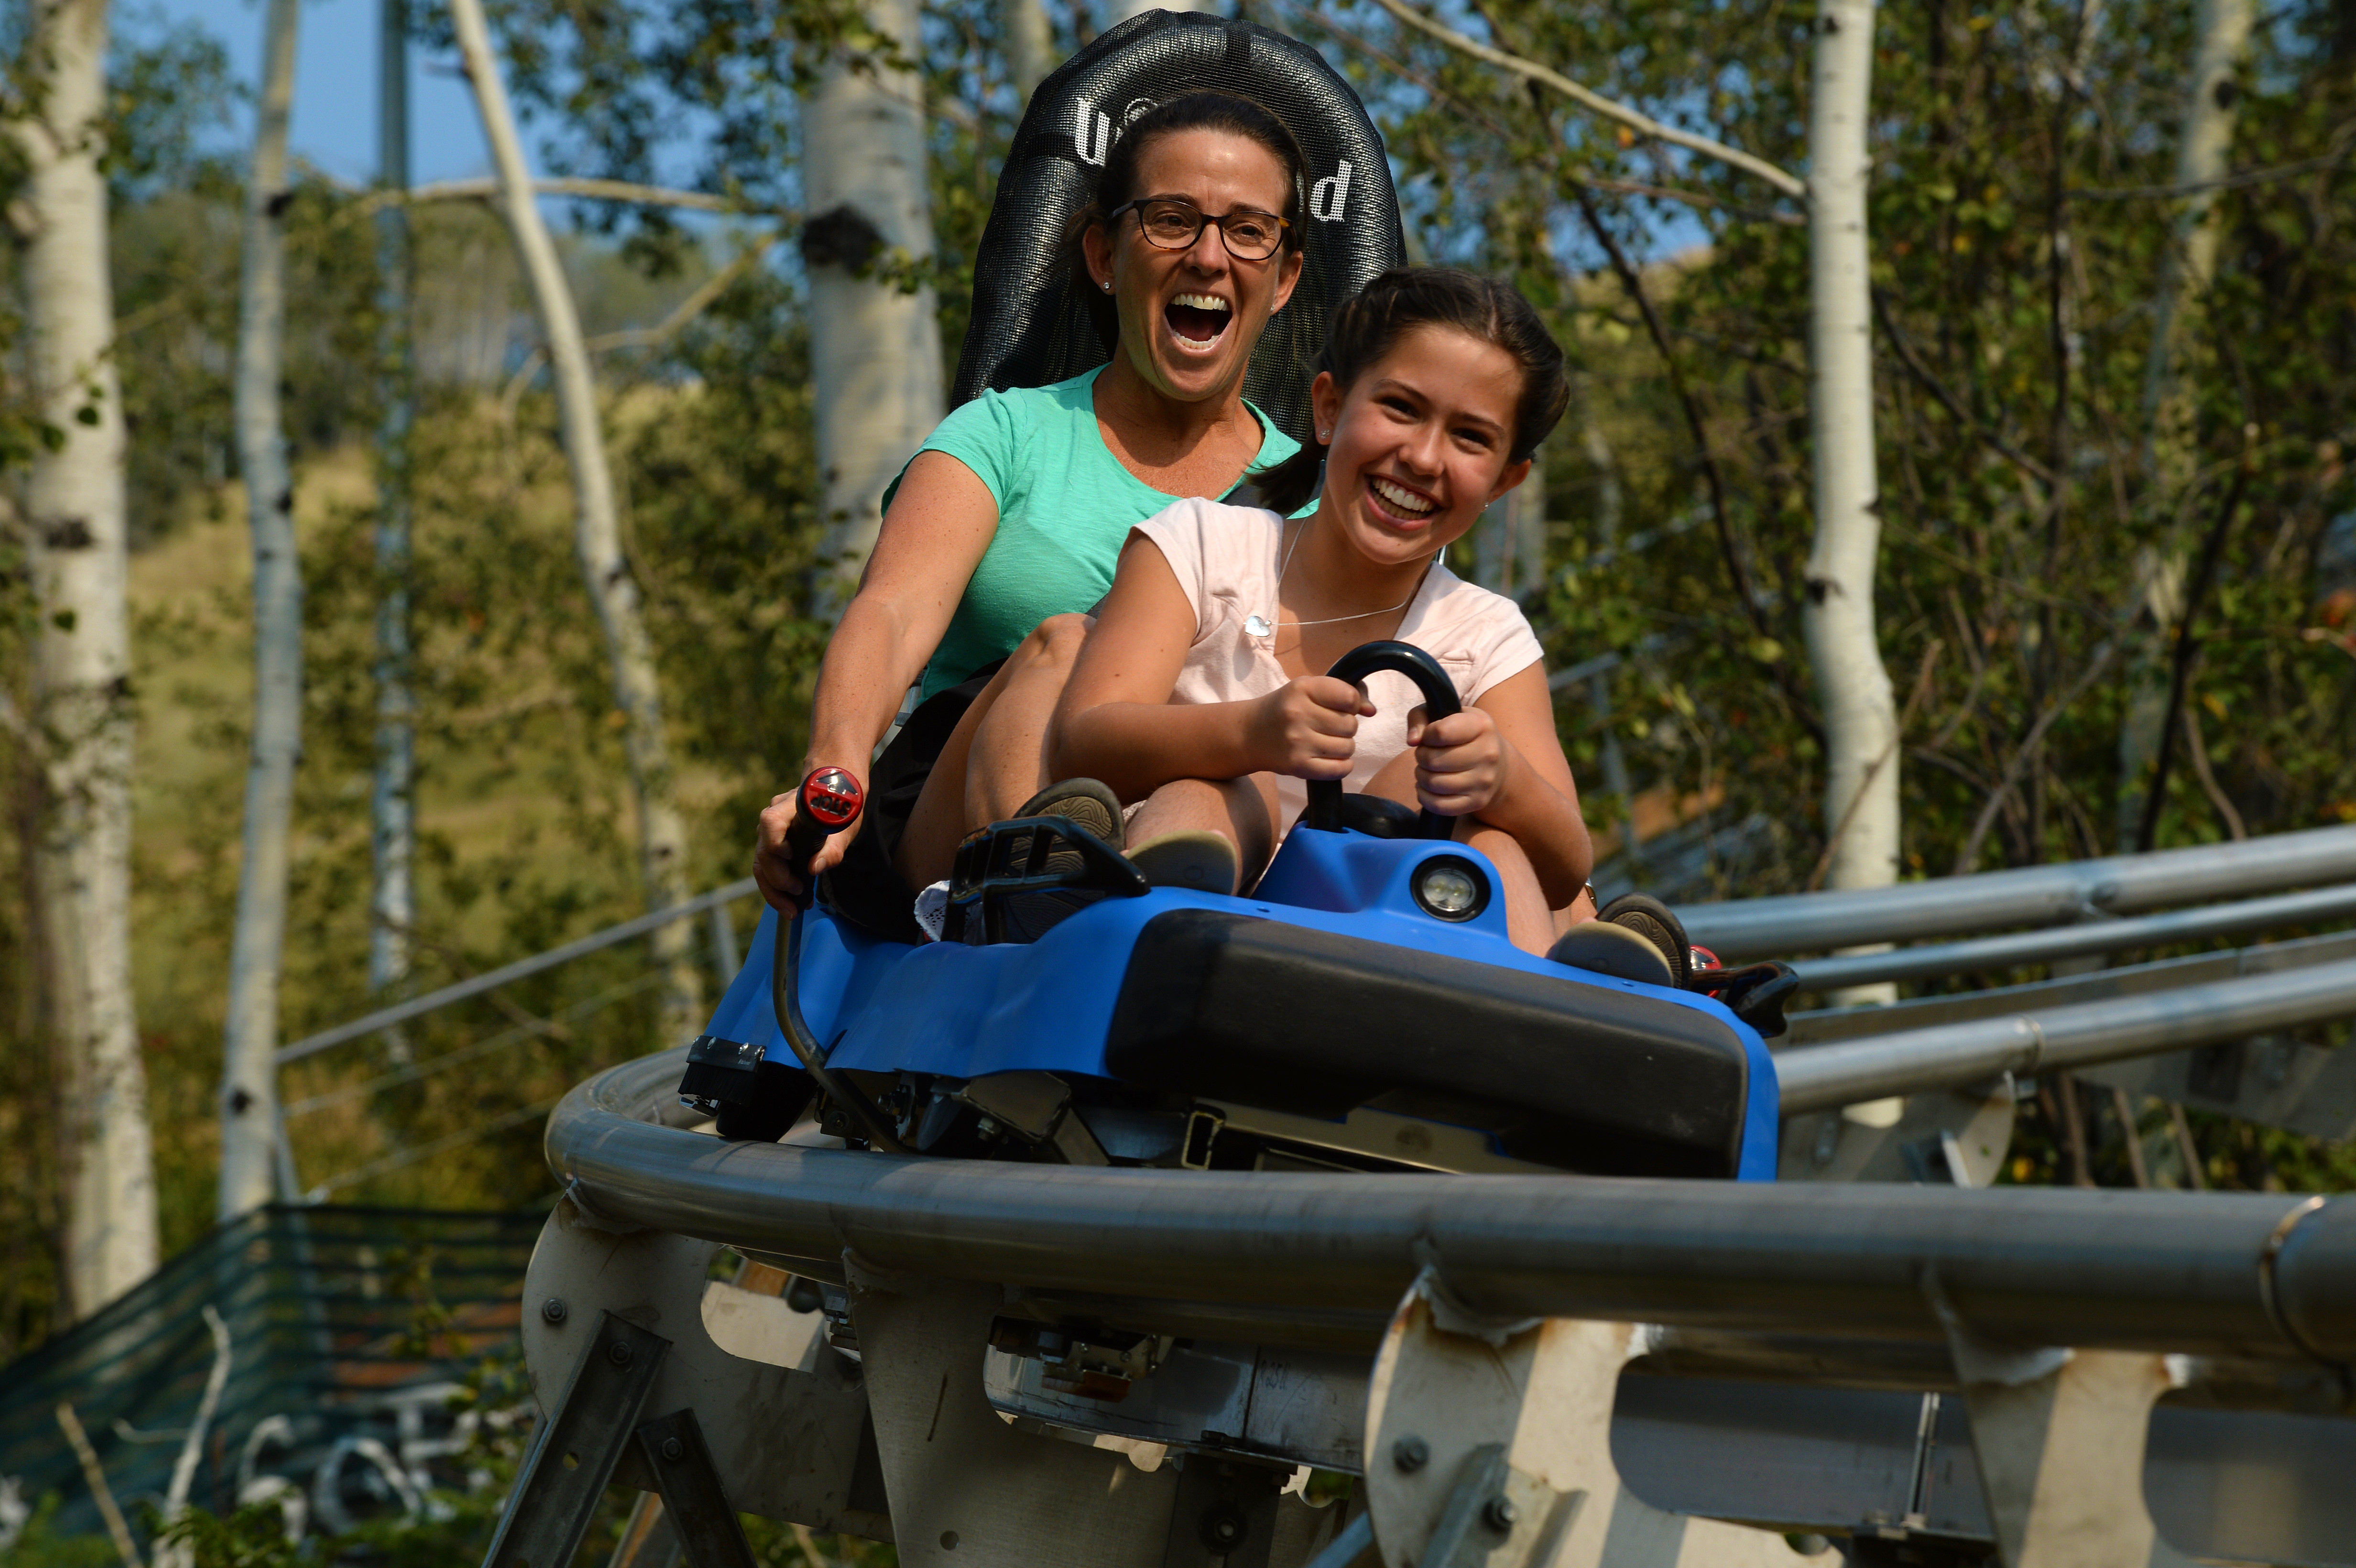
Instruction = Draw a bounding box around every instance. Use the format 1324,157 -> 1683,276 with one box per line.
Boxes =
1124,775 -> 1281,890
897,614 -> 1091,888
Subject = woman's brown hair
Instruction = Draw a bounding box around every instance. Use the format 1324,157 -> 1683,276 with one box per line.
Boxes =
1072,91 -> 1310,348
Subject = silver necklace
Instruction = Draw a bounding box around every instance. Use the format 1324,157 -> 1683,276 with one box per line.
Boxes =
1244,519 -> 1429,640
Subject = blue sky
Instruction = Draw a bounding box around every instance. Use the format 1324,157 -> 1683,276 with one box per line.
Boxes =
138,0 -> 491,185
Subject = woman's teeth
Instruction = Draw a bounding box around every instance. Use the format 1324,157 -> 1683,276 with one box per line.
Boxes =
1164,294 -> 1233,349
1371,477 -> 1436,516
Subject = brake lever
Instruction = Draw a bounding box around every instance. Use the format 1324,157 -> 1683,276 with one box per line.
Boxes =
1689,960 -> 1800,1039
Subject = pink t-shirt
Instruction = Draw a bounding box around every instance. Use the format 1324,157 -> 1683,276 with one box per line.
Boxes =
1131,497 -> 1547,832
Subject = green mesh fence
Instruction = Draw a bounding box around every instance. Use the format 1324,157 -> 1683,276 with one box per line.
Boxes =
0,1205 -> 542,1546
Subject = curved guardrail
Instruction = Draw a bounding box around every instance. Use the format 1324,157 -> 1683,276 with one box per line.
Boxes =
1680,823 -> 2356,962
548,1050 -> 2356,1365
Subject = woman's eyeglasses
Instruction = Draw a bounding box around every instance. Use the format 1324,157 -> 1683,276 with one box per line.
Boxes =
1107,198 -> 1288,262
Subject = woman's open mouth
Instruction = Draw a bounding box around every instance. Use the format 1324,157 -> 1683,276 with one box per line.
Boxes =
1364,473 -> 1440,529
1163,293 -> 1232,355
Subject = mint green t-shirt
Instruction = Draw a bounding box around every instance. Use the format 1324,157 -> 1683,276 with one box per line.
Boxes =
901,366 -> 1301,700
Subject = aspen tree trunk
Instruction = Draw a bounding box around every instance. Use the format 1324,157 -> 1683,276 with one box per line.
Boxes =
1003,0 -> 1055,99
1805,0 -> 1900,1018
218,0 -> 305,1220
2141,0 -> 2253,467
1802,0 -> 1898,914
17,0 -> 159,1310
804,0 -> 945,613
2116,0 -> 2253,848
1473,461 -> 1545,602
371,0 -> 417,1061
449,0 -> 703,1037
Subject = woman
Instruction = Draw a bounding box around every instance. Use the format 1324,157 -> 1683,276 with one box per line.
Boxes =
753,91 -> 1311,935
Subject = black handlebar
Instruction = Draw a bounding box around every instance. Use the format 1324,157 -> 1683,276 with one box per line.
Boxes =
1301,641 -> 1463,841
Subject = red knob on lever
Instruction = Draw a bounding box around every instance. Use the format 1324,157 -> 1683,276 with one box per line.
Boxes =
783,766 -> 865,899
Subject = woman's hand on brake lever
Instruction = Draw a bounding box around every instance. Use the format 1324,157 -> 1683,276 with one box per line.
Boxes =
1249,676 -> 1373,779
754,766 -> 865,910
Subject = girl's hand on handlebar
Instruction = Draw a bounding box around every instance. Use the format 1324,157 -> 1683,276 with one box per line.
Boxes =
1408,705 -> 1509,817
754,773 -> 863,911
1251,676 -> 1374,780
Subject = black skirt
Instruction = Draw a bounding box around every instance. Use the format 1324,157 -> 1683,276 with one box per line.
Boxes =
817,659 -> 1005,943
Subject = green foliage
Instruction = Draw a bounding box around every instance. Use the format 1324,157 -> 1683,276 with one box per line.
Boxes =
150,1501 -> 307,1568
0,1495 -> 124,1568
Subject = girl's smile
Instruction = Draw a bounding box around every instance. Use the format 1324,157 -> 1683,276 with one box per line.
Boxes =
1313,324 -> 1532,570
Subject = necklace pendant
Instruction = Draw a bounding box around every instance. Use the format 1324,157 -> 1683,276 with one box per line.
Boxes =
1244,613 -> 1274,639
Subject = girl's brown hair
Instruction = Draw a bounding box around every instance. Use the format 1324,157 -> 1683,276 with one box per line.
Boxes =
1256,268 -> 1570,516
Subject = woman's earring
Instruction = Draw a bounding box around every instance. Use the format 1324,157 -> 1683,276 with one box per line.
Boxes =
1102,281 -> 1113,292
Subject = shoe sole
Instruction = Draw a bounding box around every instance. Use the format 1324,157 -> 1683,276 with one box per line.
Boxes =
994,779 -> 1127,941
1129,830 -> 1238,894
1013,778 -> 1125,853
1595,893 -> 1692,988
1547,920 -> 1677,986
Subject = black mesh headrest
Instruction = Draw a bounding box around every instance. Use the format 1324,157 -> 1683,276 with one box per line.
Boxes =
951,11 -> 1404,444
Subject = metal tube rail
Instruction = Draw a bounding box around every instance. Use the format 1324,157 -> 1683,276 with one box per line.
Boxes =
1775,956 -> 2356,1113
1787,882 -> 2356,992
275,878 -> 758,1065
1676,825 -> 2356,963
547,1051 -> 2356,1364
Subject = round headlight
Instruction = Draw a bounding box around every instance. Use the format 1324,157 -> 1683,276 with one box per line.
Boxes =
1412,856 -> 1489,921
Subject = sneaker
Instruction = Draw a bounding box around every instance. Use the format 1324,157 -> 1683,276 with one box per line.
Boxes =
1547,918 -> 1677,986
1128,829 -> 1238,894
996,779 -> 1126,942
1012,778 -> 1126,853
1593,892 -> 1693,988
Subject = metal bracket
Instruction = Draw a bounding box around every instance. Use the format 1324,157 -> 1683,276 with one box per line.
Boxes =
520,1197 -> 889,1538
1782,1077 -> 2016,1187
635,1408 -> 758,1568
484,1311 -> 671,1568
1361,1273 -> 1813,1568
1934,1297 -> 2201,1568
845,1273 -> 1347,1567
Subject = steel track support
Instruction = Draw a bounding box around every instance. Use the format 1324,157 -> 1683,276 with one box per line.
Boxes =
483,1310 -> 761,1568
484,1311 -> 670,1568
1935,1302 -> 2200,1568
1360,1271 -> 1814,1568
517,1198 -> 891,1540
843,1264 -> 1349,1568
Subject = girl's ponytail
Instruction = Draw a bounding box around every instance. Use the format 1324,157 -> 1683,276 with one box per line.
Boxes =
1249,268 -> 1569,517
1255,438 -> 1326,515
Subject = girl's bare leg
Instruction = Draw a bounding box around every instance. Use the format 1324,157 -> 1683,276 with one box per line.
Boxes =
1124,775 -> 1281,889
898,614 -> 1091,888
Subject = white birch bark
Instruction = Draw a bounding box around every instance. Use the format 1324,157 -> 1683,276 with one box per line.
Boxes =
449,0 -> 702,1036
218,0 -> 305,1220
371,0 -> 417,1063
17,0 -> 160,1310
2117,0 -> 2253,847
1802,0 -> 1898,912
804,0 -> 945,613
1804,0 -> 1899,1022
1003,0 -> 1055,99
2140,0 -> 2254,473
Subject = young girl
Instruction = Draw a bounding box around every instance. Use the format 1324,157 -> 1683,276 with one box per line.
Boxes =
1047,268 -> 1593,954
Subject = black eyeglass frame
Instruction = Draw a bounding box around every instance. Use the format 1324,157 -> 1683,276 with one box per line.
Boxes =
1103,197 -> 1292,261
